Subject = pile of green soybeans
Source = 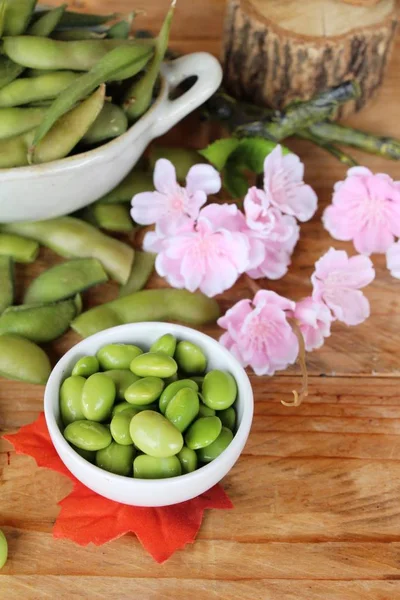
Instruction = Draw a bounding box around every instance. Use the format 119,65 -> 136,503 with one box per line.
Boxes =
61,334 -> 238,479
0,1 -> 174,167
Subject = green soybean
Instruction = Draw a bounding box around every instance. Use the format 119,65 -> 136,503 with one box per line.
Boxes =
177,446 -> 198,474
165,387 -> 199,432
197,427 -> 234,463
124,1 -> 174,120
110,410 -> 136,445
150,333 -> 176,357
130,352 -> 177,379
0,107 -> 45,140
133,454 -> 181,479
198,402 -> 215,418
3,0 -> 37,36
60,375 -> 86,425
129,410 -> 183,457
98,168 -> 153,204
2,216 -> 134,285
71,444 -> 96,463
202,370 -> 237,410
28,4 -> 66,36
0,530 -> 8,570
0,234 -> 38,263
112,400 -> 134,417
190,376 -> 204,388
24,258 -> 108,304
0,333 -> 51,384
218,407 -> 236,431
64,420 -> 111,451
29,44 -> 153,156
96,441 -> 135,476
0,298 -> 77,342
149,147 -> 203,182
97,343 -> 143,370
0,71 -> 80,107
104,369 -> 139,400
159,379 -> 199,415
0,256 -> 14,314
185,416 -> 222,450
125,376 -> 164,406
90,203 -> 133,233
71,356 -> 99,378
175,341 -> 207,374
81,372 -> 116,421
119,250 -> 155,297
83,102 -> 128,145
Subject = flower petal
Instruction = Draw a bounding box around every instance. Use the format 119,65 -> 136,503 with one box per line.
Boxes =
154,159 -> 178,194
186,164 -> 221,195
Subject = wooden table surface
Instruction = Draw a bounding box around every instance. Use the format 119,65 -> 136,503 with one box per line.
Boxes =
2,1 -> 400,598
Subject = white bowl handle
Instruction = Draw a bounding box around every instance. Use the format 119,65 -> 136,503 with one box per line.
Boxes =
150,52 -> 223,139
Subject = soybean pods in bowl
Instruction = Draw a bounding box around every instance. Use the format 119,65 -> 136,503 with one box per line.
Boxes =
45,322 -> 253,507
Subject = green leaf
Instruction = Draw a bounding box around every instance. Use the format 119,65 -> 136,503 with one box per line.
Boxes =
223,165 -> 249,199
198,138 -> 240,171
230,138 -> 290,174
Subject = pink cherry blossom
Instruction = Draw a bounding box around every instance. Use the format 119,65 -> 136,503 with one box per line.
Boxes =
293,297 -> 333,351
155,204 -> 250,297
311,248 -> 375,326
386,242 -> 400,279
218,290 -> 298,375
323,166 -> 400,255
131,158 -> 221,235
263,145 -> 318,222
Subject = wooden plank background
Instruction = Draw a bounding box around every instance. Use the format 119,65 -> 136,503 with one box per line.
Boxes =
1,1 -> 400,598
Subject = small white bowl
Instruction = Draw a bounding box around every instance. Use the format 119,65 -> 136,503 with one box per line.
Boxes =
0,52 -> 222,223
44,322 -> 253,507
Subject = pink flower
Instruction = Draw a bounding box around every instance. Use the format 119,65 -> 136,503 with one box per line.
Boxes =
293,297 -> 333,351
386,242 -> 400,279
311,248 -> 375,326
323,166 -> 400,255
155,204 -> 250,297
131,158 -> 221,235
263,145 -> 317,222
218,290 -> 298,375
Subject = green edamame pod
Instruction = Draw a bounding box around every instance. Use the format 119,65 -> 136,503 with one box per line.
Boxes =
0,57 -> 24,91
0,530 -> 8,570
119,250 -> 155,297
56,10 -> 118,28
52,28 -> 106,41
60,375 -> 86,425
90,203 -> 134,233
3,0 -> 37,36
0,0 -> 6,37
0,71 -> 80,108
0,298 -> 77,342
71,289 -> 220,338
24,258 -> 108,304
28,4 -> 66,36
71,356 -> 99,378
2,216 -> 134,284
98,168 -> 153,204
133,454 -> 181,479
0,107 -> 45,140
0,256 -> 14,314
0,333 -> 51,384
96,441 -> 135,476
82,102 -> 128,144
124,1 -> 174,120
149,147 -> 203,182
29,44 -> 153,157
107,12 -> 135,39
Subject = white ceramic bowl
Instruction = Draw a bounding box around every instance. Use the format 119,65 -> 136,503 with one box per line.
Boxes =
44,322 -> 253,507
0,52 -> 222,223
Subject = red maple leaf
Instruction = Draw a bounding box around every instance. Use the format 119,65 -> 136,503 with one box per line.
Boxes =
4,413 -> 233,563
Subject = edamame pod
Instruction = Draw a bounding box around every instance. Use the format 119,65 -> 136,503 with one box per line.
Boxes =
27,4 -> 66,36
202,370 -> 237,410
0,71 -> 80,107
2,216 -> 134,284
83,102 -> 128,145
177,446 -> 197,474
3,0 -> 37,36
96,441 -> 135,476
56,10 -> 118,28
165,387 -> 199,432
90,203 -> 134,233
0,256 -> 14,314
30,43 -> 153,156
133,454 -> 181,479
71,289 -> 220,337
129,410 -> 183,457
64,420 -> 112,451
125,376 -> 165,405
24,258 -> 108,304
0,57 -> 24,91
104,370 -> 139,400
0,298 -> 77,342
150,333 -> 176,357
82,373 -> 116,421
159,379 -> 199,414
97,168 -> 153,204
52,28 -> 106,41
124,1 -> 174,120
0,333 -> 51,384
97,343 -> 143,370
0,107 -> 45,140
0,530 -> 8,570
60,375 -> 86,425
107,12 -> 135,39
175,341 -> 207,374
71,356 -> 99,378
149,147 -> 203,182
119,251 -> 155,297
197,427 -> 234,463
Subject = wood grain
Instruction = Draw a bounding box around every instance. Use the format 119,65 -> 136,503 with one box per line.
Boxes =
1,2 -> 400,599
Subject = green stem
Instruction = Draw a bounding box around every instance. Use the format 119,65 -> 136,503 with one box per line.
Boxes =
296,130 -> 358,167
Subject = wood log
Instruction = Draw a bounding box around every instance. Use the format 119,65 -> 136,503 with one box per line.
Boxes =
222,0 -> 398,117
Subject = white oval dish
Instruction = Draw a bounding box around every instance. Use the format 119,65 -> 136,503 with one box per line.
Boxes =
44,322 -> 253,507
0,52 -> 222,223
